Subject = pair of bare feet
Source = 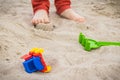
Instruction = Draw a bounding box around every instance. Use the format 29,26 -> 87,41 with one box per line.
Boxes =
32,9 -> 85,25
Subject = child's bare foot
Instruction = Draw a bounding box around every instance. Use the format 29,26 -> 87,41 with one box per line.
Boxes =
32,10 -> 50,25
60,9 -> 85,22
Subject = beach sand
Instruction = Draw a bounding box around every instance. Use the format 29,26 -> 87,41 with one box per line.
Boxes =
0,0 -> 120,80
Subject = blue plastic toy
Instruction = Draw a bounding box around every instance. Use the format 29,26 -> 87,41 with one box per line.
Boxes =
23,56 -> 44,73
21,48 -> 51,73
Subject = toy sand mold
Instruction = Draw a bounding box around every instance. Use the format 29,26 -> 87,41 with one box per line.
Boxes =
79,33 -> 120,51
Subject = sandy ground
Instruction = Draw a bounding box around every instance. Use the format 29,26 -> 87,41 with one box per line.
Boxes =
0,0 -> 120,80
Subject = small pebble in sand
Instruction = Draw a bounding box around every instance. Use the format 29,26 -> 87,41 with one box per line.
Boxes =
5,58 -> 10,61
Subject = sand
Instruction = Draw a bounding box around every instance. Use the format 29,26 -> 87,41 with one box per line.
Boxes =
0,0 -> 120,80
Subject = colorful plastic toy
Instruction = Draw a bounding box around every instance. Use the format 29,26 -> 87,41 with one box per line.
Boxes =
79,33 -> 120,51
21,48 -> 51,73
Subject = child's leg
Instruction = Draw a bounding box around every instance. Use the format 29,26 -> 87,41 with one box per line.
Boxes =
31,0 -> 50,25
55,0 -> 85,22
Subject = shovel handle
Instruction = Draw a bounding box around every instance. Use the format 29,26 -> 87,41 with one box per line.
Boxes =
98,41 -> 120,46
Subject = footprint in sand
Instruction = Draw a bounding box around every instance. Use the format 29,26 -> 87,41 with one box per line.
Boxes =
35,23 -> 55,31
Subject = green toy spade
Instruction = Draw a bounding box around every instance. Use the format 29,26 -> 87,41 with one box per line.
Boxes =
79,33 -> 120,51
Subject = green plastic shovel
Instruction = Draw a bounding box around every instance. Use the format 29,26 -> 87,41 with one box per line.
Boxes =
79,33 -> 120,51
